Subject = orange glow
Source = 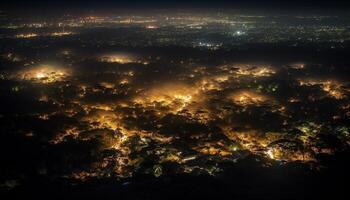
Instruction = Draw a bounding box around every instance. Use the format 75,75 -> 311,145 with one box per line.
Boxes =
18,64 -> 71,83
230,90 -> 271,106
15,33 -> 38,38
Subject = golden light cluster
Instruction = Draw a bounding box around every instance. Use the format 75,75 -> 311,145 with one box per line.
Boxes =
15,33 -> 38,38
13,60 -> 347,180
99,54 -> 138,64
133,83 -> 202,114
299,79 -> 347,99
221,126 -> 314,162
18,64 -> 71,83
289,63 -> 305,69
265,147 -> 310,161
196,74 -> 231,91
145,25 -> 159,29
234,65 -> 276,77
82,110 -> 122,130
50,31 -> 74,37
193,142 -> 233,157
14,32 -> 74,38
52,100 -> 179,178
230,90 -> 272,106
197,79 -> 222,91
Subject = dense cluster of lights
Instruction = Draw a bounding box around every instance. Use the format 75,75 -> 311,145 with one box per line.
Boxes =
17,64 -> 71,83
234,65 -> 276,77
14,32 -> 74,39
49,31 -> 74,37
15,33 -> 38,38
299,79 -> 347,99
99,54 -> 146,64
1,11 -> 350,193
230,90 -> 271,106
3,57 -> 349,181
133,83 -> 201,114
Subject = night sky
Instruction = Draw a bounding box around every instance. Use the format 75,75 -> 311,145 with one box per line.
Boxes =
2,0 -> 350,9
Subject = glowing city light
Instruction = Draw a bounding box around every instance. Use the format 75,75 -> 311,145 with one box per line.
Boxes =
50,31 -> 74,36
98,53 -> 145,64
230,90 -> 271,106
18,64 -> 71,83
15,33 -> 38,38
235,65 -> 276,77
299,79 -> 347,99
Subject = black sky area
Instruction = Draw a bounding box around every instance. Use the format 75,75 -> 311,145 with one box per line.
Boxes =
2,0 -> 350,10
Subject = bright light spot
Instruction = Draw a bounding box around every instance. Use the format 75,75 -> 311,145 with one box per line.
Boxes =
18,64 -> 70,83
133,83 -> 202,114
145,25 -> 158,29
15,33 -> 38,38
230,90 -> 271,106
99,53 -> 146,64
235,65 -> 276,77
235,30 -> 244,36
289,63 -> 305,69
299,79 -> 346,99
36,72 -> 46,79
50,32 -> 74,37
267,149 -> 275,159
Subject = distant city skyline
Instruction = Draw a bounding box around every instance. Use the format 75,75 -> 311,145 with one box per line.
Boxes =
2,0 -> 350,9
